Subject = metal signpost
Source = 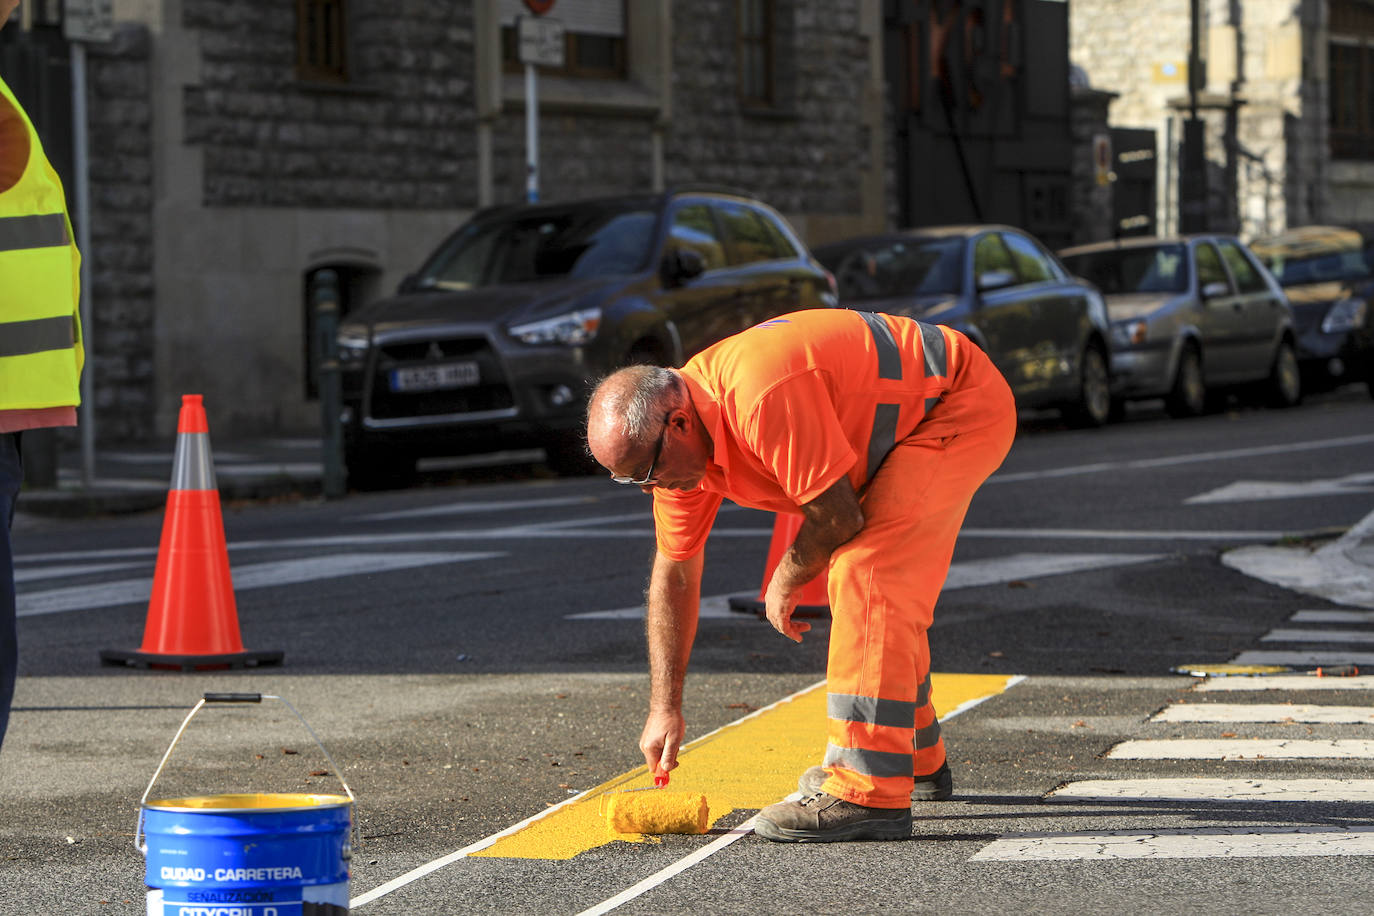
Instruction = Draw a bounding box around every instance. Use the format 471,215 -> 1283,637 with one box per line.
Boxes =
517,3 -> 564,203
63,0 -> 113,488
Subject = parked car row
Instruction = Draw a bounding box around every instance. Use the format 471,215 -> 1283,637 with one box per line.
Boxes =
334,186 -> 1373,488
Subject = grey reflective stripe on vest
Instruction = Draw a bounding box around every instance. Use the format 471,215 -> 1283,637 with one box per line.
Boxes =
828,692 -> 918,729
856,310 -> 902,380
914,720 -> 942,751
823,743 -> 914,779
866,403 -> 899,483
919,320 -> 947,378
171,433 -> 218,491
0,315 -> 76,357
0,212 -> 69,252
915,672 -> 932,708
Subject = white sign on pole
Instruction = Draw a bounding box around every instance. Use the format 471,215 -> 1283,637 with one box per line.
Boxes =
518,15 -> 566,68
63,0 -> 113,43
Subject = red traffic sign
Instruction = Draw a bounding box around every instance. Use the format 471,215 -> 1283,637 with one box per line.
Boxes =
523,0 -> 556,14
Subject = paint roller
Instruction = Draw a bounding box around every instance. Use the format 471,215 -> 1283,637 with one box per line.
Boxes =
603,771 -> 711,835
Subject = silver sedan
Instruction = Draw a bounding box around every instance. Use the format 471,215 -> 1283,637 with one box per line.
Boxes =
1059,235 -> 1302,417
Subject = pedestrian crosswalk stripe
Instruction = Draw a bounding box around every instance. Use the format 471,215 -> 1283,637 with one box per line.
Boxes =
1150,703 -> 1374,724
969,826 -> 1374,862
1047,778 -> 1374,802
1106,739 -> 1374,759
1196,675 -> 1374,691
1261,628 -> 1374,645
1232,650 -> 1374,667
16,552 -> 503,617
1291,609 -> 1374,624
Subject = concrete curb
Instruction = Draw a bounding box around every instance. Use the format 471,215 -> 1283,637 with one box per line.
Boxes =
1222,509 -> 1374,610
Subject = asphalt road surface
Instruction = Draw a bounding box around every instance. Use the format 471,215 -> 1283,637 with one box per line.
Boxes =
4,388 -> 1374,914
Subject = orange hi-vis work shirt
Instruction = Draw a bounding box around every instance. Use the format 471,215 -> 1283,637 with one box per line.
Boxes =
654,308 -> 986,560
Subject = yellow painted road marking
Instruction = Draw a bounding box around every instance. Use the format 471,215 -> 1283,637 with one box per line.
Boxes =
473,673 -> 1018,860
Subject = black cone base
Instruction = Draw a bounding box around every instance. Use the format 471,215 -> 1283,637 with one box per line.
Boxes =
99,648 -> 284,671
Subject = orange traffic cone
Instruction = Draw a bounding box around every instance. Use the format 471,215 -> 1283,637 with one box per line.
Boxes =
728,512 -> 831,618
100,395 -> 283,671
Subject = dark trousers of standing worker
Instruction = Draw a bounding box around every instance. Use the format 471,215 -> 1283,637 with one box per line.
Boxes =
0,432 -> 22,752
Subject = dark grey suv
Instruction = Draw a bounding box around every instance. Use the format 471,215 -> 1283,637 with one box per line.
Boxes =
337,189 -> 837,486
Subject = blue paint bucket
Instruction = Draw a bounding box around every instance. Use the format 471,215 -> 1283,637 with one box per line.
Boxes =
138,694 -> 356,915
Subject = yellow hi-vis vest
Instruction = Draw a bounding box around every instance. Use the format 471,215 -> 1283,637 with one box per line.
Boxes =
0,73 -> 82,411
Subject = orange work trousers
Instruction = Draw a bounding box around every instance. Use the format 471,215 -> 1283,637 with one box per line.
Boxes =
818,343 -> 1017,809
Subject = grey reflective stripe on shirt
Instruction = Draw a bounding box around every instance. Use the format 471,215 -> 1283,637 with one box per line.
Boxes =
0,315 -> 76,357
0,212 -> 69,252
171,433 -> 218,491
856,310 -> 902,380
919,320 -> 947,378
828,692 -> 919,729
915,672 -> 932,708
866,403 -> 900,483
823,743 -> 915,779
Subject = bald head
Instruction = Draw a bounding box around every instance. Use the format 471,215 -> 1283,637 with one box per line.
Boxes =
586,365 -> 683,469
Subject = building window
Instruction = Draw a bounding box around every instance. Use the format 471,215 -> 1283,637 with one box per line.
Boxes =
1330,0 -> 1374,159
499,0 -> 626,79
737,0 -> 775,107
297,0 -> 348,83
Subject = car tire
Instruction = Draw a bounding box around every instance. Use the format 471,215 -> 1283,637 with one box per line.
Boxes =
544,431 -> 599,477
345,444 -> 417,491
1164,344 -> 1207,418
1063,343 -> 1111,428
1265,339 -> 1302,408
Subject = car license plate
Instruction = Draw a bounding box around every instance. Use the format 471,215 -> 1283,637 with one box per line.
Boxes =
390,362 -> 480,392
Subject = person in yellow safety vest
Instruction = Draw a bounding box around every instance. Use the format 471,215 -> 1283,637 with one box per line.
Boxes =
0,0 -> 85,752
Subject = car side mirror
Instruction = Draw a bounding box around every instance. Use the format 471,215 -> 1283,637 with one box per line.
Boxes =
398,273 -> 419,294
976,269 -> 1016,292
1201,281 -> 1229,300
661,248 -> 706,287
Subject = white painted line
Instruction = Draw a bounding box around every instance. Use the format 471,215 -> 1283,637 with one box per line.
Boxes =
988,433 -> 1374,484
1106,739 -> 1374,759
16,551 -> 502,617
1262,628 -> 1374,645
354,675 -> 1027,911
1232,650 -> 1374,667
1048,778 -> 1374,803
354,495 -> 595,522
13,562 -> 143,583
961,528 -> 1284,541
1292,610 -> 1374,624
1150,704 -> 1374,724
970,826 -> 1374,862
567,555 -> 1161,621
1197,675 -> 1374,692
1186,473 -> 1374,504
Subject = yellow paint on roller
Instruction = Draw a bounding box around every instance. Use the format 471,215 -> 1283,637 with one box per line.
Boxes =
472,672 -> 1016,860
604,790 -> 710,835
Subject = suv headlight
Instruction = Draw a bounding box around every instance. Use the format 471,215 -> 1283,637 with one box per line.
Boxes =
1111,320 -> 1147,347
336,330 -> 370,368
509,308 -> 602,345
1322,297 -> 1368,334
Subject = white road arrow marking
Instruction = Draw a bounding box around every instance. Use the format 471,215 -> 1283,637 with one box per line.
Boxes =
1187,472 -> 1374,504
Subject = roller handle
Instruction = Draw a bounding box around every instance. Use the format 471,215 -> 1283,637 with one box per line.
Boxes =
203,692 -> 262,703
1316,665 -> 1360,677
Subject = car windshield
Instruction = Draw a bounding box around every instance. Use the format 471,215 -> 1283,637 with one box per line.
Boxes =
826,237 -> 965,299
1059,245 -> 1189,294
414,204 -> 657,289
1256,247 -> 1373,286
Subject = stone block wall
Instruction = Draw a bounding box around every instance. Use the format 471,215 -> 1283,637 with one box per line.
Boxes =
89,25 -> 155,441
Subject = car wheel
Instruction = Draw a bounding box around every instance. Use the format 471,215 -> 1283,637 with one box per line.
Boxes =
1164,344 -> 1207,418
1265,339 -> 1302,408
543,431 -> 599,477
345,444 -> 416,491
1063,343 -> 1111,428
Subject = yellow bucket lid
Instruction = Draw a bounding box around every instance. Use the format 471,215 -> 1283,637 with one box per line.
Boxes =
146,793 -> 351,812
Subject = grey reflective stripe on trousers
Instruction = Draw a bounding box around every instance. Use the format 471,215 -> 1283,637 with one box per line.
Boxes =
0,315 -> 77,357
822,743 -> 916,780
828,693 -> 918,729
0,212 -> 69,252
171,433 -> 218,491
857,311 -> 903,482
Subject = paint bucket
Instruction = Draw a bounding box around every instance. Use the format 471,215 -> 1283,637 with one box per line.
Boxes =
137,693 -> 356,915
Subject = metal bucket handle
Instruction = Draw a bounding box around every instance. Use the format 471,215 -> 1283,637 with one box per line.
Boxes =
135,693 -> 357,853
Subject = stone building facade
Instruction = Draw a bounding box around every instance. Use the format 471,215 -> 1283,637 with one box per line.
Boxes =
54,0 -> 890,441
1067,0 -> 1372,242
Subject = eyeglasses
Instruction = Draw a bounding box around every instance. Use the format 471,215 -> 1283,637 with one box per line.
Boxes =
610,416 -> 669,486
